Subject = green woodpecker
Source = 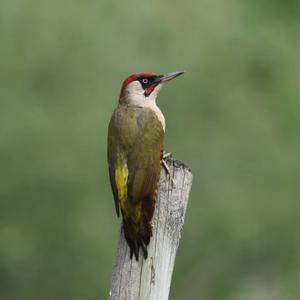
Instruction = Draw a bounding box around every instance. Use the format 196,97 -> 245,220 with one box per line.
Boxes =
107,71 -> 184,260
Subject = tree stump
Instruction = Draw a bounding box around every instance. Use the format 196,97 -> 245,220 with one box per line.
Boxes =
109,156 -> 193,300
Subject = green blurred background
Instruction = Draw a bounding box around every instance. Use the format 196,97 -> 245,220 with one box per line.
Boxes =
1,0 -> 300,299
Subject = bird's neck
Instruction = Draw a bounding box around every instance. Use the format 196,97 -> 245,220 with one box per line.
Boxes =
148,103 -> 166,132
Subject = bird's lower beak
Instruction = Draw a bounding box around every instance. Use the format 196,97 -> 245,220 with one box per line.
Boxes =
155,71 -> 185,83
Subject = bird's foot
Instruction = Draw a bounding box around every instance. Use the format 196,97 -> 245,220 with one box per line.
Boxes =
161,151 -> 175,185
162,151 -> 172,160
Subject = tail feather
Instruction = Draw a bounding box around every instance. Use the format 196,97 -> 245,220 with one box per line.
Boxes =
123,216 -> 152,261
122,195 -> 155,261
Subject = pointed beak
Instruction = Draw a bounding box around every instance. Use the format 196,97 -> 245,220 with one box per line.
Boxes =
155,71 -> 185,83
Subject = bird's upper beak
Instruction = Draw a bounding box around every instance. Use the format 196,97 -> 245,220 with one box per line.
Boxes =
154,71 -> 185,84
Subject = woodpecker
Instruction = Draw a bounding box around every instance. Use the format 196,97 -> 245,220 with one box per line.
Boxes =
107,71 -> 185,260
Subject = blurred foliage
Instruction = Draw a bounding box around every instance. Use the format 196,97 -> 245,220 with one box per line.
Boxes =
1,0 -> 300,299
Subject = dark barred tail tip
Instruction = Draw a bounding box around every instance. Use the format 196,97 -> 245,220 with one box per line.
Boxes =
129,248 -> 135,261
128,241 -> 148,261
141,242 -> 148,259
133,242 -> 139,261
123,217 -> 152,261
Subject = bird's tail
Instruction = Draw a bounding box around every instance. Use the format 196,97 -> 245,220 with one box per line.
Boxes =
122,197 -> 155,261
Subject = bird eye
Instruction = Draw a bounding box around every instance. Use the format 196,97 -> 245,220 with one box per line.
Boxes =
142,78 -> 149,84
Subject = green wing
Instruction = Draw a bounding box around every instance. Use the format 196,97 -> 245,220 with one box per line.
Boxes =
127,109 -> 164,203
108,162 -> 120,217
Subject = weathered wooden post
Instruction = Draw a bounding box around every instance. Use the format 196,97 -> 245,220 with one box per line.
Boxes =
109,156 -> 193,300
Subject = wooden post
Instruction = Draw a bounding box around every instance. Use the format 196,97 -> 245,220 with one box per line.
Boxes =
109,156 -> 193,300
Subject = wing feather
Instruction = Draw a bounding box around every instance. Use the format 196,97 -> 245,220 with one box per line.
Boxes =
127,109 -> 164,202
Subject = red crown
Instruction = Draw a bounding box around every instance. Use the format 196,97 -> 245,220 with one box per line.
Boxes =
119,72 -> 156,100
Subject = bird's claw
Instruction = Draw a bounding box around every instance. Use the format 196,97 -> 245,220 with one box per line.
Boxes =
163,151 -> 172,159
161,151 -> 175,185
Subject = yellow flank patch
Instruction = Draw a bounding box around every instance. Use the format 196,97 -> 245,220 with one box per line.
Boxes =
114,163 -> 142,223
115,164 -> 128,205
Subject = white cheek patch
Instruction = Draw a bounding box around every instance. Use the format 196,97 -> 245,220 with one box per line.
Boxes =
122,81 -> 145,105
125,81 -> 144,97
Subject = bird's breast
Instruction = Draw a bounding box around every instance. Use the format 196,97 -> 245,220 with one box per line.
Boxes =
148,105 -> 165,132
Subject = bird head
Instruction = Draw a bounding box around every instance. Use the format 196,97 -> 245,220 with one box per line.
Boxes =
119,71 -> 185,105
